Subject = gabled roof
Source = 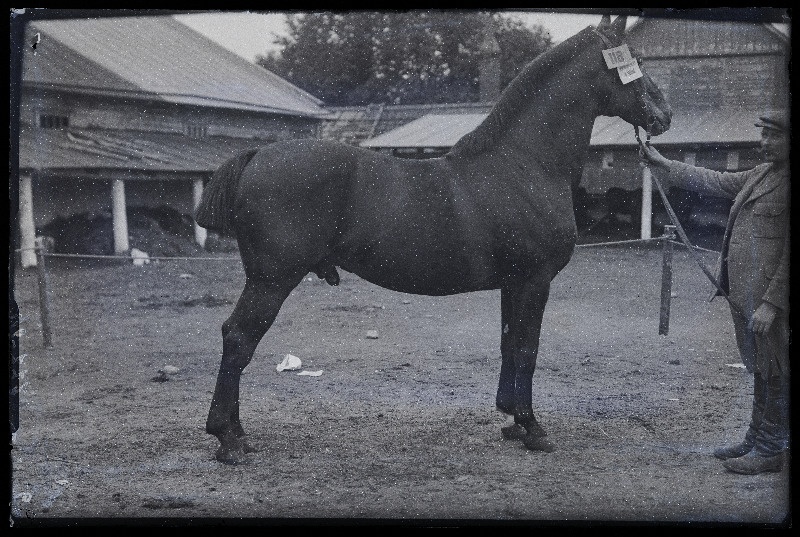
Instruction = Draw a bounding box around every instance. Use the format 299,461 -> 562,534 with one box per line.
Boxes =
360,108 -> 766,149
22,15 -> 330,117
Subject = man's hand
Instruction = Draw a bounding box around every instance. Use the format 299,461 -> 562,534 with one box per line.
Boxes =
750,302 -> 779,335
638,143 -> 672,170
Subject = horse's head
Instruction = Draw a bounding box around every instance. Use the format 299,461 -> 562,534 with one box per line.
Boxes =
591,15 -> 671,136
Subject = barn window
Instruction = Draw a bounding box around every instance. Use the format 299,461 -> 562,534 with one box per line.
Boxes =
184,124 -> 208,138
38,114 -> 69,129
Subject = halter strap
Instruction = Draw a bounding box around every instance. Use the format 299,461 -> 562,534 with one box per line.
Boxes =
592,28 -> 615,49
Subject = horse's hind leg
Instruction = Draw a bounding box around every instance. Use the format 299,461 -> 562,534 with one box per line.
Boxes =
497,279 -> 555,452
206,276 -> 298,464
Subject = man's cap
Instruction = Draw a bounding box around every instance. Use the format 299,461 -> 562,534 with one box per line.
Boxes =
754,110 -> 789,132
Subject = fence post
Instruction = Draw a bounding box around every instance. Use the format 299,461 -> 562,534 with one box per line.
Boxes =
659,225 -> 677,336
193,177 -> 207,249
640,165 -> 653,240
34,236 -> 53,348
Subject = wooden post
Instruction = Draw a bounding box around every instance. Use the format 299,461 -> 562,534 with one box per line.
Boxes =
19,174 -> 37,268
34,236 -> 53,347
193,177 -> 207,249
640,165 -> 652,240
659,225 -> 677,336
111,179 -> 129,254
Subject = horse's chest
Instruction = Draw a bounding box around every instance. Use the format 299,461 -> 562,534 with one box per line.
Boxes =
487,196 -> 576,276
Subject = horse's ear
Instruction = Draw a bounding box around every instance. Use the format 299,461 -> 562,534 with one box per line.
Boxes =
610,16 -> 627,36
598,14 -> 611,29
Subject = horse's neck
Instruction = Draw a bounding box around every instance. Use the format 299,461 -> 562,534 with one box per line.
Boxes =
448,53 -> 597,182
499,74 -> 597,176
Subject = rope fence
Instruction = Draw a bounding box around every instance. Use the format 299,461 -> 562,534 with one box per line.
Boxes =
13,248 -> 240,262
14,227 -> 721,347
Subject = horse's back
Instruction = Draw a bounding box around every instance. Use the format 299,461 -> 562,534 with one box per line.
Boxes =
240,139 -> 357,192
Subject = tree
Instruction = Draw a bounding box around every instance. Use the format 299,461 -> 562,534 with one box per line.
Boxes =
257,11 -> 552,105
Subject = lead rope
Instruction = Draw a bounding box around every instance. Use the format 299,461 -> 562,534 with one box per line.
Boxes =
635,126 -> 748,322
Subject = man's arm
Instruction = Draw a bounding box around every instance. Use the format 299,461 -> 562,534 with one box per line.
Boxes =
639,144 -> 758,198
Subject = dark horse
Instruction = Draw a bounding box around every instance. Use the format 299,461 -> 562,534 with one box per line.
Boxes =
196,16 -> 672,464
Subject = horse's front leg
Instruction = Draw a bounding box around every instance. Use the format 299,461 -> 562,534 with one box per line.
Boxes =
496,287 -> 516,415
206,277 -> 294,464
496,278 -> 555,452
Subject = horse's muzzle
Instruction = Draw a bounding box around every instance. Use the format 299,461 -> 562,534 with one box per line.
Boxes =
647,111 -> 671,136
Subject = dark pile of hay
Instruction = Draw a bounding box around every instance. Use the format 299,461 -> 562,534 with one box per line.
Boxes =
38,206 -> 215,257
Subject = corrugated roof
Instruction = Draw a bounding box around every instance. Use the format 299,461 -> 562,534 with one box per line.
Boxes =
23,15 -> 331,118
19,126 -> 270,174
361,109 -> 765,149
361,114 -> 487,148
591,109 -> 764,146
371,102 -> 495,136
320,102 -> 495,145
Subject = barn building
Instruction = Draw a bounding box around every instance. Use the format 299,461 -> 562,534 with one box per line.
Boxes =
15,14 -> 331,267
326,16 -> 790,248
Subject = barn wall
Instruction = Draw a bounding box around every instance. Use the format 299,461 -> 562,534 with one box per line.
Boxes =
642,55 -> 788,111
22,89 -> 319,140
20,88 -> 321,235
629,19 -> 789,111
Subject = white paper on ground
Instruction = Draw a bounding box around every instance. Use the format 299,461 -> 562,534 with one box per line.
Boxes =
277,354 -> 302,372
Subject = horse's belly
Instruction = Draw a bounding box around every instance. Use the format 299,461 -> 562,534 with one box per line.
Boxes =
338,246 -> 497,296
347,267 -> 497,296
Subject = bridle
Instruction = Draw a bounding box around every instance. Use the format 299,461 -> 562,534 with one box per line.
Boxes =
592,28 -> 654,136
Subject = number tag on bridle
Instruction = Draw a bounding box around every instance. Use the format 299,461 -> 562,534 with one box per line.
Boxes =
601,43 -> 643,84
602,44 -> 632,68
616,60 -> 643,84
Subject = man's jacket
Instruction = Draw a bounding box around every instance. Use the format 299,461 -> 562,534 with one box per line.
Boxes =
663,161 -> 790,316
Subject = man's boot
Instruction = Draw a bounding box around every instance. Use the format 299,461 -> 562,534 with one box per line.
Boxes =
713,441 -> 754,460
722,450 -> 783,475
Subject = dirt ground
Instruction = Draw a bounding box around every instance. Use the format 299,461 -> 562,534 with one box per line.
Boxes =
10,240 -> 791,526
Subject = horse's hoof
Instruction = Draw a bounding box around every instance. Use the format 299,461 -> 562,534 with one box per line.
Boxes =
215,444 -> 248,465
523,434 -> 556,453
495,402 -> 514,416
501,424 -> 526,440
242,438 -> 259,454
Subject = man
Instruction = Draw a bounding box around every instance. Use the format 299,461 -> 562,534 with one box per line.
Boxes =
639,110 -> 790,475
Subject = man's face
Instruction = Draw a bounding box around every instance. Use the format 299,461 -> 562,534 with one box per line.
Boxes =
760,127 -> 789,164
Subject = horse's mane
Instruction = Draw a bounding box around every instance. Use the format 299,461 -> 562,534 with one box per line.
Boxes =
449,27 -> 596,158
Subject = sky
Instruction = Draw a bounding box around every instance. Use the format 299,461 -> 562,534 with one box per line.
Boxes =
174,11 -> 631,64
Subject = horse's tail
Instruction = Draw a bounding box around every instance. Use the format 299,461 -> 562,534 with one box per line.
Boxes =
194,148 -> 259,236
